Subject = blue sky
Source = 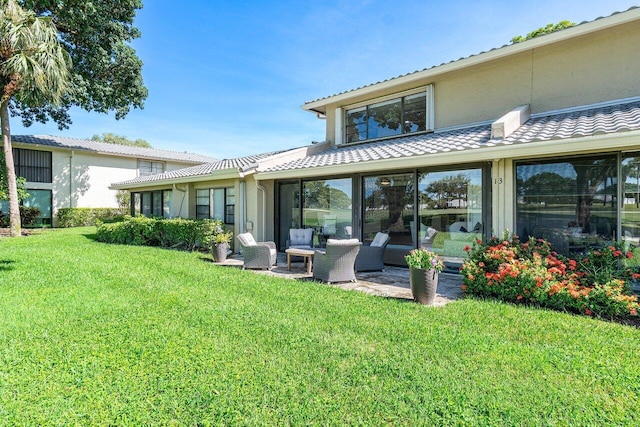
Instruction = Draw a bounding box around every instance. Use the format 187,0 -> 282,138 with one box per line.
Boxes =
11,0 -> 639,159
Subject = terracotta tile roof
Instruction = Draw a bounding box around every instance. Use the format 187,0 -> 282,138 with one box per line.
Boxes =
265,99 -> 640,172
11,135 -> 217,164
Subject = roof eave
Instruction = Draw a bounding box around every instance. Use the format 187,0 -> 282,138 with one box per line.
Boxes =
302,8 -> 640,112
256,130 -> 640,180
110,168 -> 246,190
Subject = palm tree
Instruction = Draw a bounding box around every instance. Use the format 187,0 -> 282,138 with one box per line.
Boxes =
0,0 -> 70,236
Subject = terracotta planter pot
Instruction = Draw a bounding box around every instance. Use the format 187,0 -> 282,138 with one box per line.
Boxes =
213,242 -> 229,263
409,267 -> 439,305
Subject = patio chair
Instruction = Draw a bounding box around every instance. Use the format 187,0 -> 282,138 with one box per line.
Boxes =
313,238 -> 362,284
286,228 -> 314,250
236,232 -> 277,270
355,232 -> 390,272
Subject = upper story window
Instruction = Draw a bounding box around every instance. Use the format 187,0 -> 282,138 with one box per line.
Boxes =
138,160 -> 164,176
12,148 -> 52,183
342,86 -> 433,144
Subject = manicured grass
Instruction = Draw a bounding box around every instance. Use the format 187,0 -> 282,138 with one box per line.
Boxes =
1,228 -> 639,425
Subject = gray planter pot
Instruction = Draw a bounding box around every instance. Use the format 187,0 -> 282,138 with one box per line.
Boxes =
213,242 -> 229,263
409,267 -> 439,305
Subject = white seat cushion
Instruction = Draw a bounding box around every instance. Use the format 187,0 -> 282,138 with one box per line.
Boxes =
237,232 -> 257,246
327,238 -> 360,246
370,232 -> 389,247
289,228 -> 313,246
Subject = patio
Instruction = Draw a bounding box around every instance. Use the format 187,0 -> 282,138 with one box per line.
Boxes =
216,253 -> 463,306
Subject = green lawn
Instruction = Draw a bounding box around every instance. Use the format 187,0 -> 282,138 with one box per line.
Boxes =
0,228 -> 639,425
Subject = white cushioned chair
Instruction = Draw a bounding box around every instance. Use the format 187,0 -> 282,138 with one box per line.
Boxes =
355,232 -> 390,272
286,228 -> 314,249
236,232 -> 277,270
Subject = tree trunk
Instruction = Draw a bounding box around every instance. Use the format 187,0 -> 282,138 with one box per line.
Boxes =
1,100 -> 21,237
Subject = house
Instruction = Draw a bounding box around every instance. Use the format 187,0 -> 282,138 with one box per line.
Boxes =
113,8 -> 640,268
3,135 -> 217,226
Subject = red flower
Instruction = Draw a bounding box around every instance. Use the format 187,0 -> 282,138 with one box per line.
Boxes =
516,295 -> 523,300
464,245 -> 471,252
627,251 -> 634,259
461,284 -> 467,290
585,308 -> 592,316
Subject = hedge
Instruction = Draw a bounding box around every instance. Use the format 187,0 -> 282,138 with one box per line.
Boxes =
95,216 -> 228,251
56,208 -> 124,227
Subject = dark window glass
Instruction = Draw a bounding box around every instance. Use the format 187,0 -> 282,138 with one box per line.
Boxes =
152,190 -> 163,217
516,156 -> 617,256
403,93 -> 426,133
363,173 -> 414,261
12,148 -> 52,183
346,108 -> 367,143
345,91 -> 427,144
278,182 -> 301,250
225,188 -> 235,224
196,189 -> 210,219
368,99 -> 402,140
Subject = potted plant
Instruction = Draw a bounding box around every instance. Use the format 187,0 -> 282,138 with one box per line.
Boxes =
405,248 -> 445,305
212,226 -> 233,263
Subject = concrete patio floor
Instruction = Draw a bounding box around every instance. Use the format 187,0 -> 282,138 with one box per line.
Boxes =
215,253 -> 463,306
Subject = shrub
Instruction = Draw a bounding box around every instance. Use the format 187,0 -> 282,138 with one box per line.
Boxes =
56,208 -> 124,227
96,216 -> 224,251
0,206 -> 42,227
461,231 -> 639,320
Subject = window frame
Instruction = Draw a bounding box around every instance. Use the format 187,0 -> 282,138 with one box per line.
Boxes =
12,148 -> 52,183
195,187 -> 235,224
343,85 -> 433,144
138,160 -> 165,177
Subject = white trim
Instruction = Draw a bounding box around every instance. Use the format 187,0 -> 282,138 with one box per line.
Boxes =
335,107 -> 343,146
426,84 -> 435,131
342,86 -> 429,111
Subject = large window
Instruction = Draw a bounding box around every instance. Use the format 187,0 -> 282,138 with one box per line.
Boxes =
345,90 -> 428,143
131,190 -> 171,218
138,160 -> 164,176
621,154 -> 640,253
363,173 -> 415,263
277,182 -> 301,250
302,178 -> 352,246
516,156 -> 617,255
418,168 -> 484,261
196,187 -> 235,224
13,148 -> 52,183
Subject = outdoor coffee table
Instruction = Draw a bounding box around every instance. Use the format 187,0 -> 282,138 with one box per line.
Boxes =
285,248 -> 315,275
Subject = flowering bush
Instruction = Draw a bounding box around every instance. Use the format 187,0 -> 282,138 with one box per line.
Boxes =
405,248 -> 445,272
461,231 -> 639,320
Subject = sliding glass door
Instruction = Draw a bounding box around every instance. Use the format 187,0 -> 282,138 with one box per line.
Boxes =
363,173 -> 415,264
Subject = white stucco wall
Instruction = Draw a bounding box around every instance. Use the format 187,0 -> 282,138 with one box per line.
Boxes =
12,145 -> 205,224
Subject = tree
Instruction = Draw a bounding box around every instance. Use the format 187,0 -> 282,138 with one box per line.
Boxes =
14,0 -> 148,128
511,20 -> 575,44
90,132 -> 152,148
1,0 -> 71,236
